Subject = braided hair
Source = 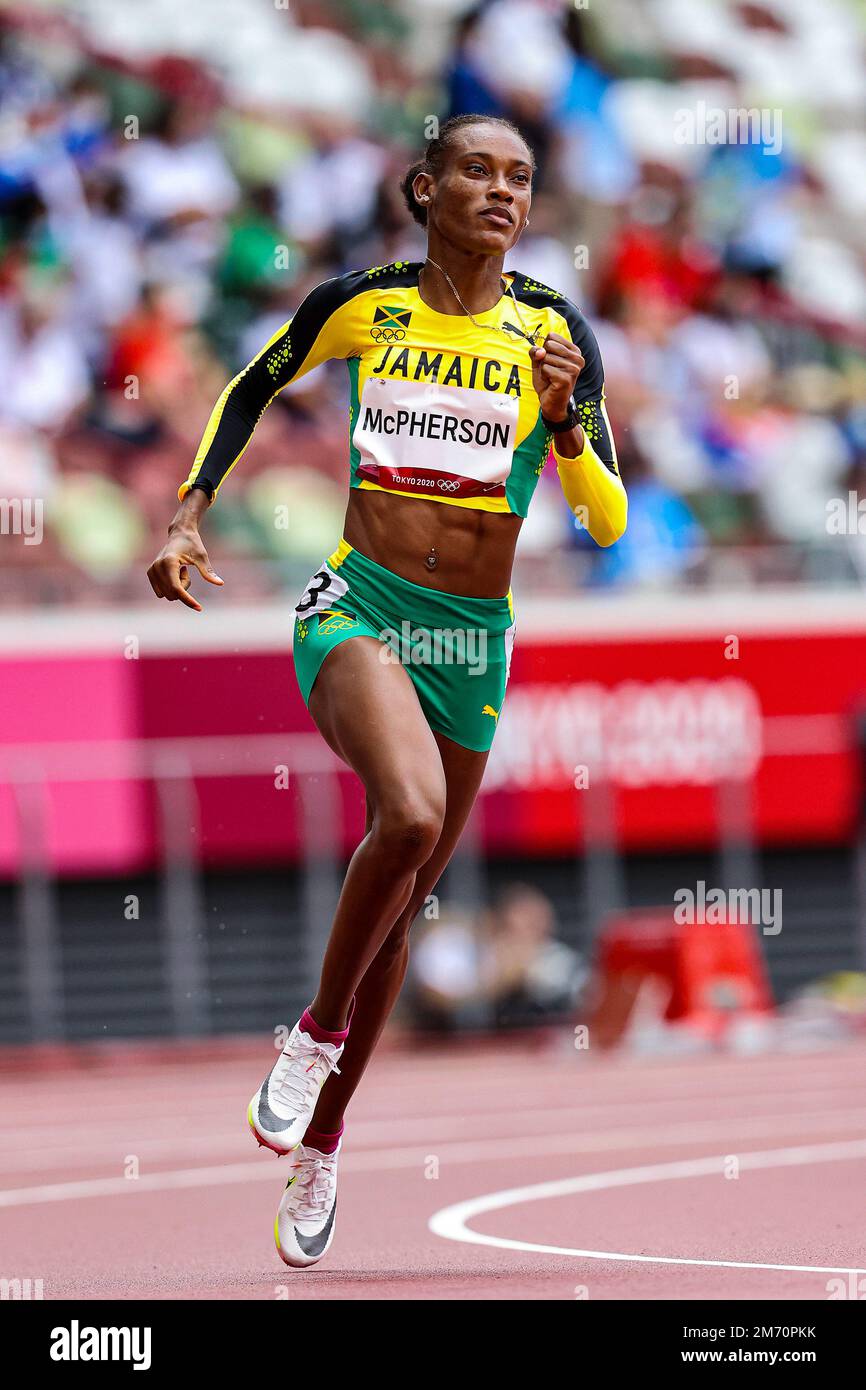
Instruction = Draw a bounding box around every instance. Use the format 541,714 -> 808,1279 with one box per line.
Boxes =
400,115 -> 534,228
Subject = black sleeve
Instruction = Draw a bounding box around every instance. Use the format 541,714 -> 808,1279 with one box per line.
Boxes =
554,299 -> 619,477
181,270 -> 368,500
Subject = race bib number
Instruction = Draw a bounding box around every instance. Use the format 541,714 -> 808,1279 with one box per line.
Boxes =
295,565 -> 348,616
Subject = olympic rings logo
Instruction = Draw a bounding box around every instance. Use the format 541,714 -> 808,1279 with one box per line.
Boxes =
369,327 -> 406,342
438,479 -> 461,492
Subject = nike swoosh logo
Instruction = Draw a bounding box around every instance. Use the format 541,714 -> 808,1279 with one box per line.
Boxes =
257,1064 -> 295,1133
295,1200 -> 336,1258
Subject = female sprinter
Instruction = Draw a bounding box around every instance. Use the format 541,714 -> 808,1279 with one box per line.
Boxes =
146,115 -> 626,1268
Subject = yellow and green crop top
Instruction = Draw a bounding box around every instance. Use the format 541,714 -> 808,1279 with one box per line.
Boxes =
180,259 -> 624,531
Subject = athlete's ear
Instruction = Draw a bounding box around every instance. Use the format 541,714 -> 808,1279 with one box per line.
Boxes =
414,173 -> 434,206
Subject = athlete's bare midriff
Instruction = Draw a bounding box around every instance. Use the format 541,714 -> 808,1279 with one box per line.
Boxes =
343,487 -> 522,598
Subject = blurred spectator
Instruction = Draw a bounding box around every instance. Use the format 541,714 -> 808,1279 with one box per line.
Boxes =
58,172 -> 143,358
576,429 -> 706,586
410,884 -> 583,1032
0,270 -> 89,430
277,116 -> 389,264
0,0 -> 864,607
117,95 -> 239,288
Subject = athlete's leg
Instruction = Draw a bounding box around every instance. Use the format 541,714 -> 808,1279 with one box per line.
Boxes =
304,636 -> 449,1032
309,732 -> 488,1134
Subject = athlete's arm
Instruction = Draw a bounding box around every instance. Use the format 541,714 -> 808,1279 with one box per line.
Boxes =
535,307 -> 627,548
178,275 -> 356,504
149,274 -> 361,609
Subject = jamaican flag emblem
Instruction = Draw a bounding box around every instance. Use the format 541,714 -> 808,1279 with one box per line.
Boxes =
371,305 -> 412,342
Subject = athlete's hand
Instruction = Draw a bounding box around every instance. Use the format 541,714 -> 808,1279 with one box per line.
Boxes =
529,332 -> 584,422
147,527 -> 223,612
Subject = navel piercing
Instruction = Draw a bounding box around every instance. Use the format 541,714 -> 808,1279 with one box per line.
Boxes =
425,547 -> 439,571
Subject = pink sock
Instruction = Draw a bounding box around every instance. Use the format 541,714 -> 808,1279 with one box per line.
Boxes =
298,998 -> 354,1046
303,1123 -> 344,1155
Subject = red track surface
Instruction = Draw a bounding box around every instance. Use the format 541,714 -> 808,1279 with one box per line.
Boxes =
1,1035 -> 864,1300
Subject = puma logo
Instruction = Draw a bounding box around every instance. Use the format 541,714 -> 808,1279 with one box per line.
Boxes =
482,704 -> 499,722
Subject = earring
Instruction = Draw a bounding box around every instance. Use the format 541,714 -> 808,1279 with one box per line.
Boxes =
524,215 -> 530,226
420,195 -> 429,202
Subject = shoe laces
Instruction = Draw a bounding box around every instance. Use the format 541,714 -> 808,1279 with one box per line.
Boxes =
289,1148 -> 338,1220
273,1035 -> 341,1114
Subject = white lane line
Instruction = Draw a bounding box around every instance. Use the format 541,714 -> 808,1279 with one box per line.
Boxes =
1,1120 -> 865,1210
428,1139 -> 866,1275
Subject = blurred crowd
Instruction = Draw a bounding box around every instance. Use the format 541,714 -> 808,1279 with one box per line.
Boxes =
1,0 -> 866,608
407,883 -> 584,1032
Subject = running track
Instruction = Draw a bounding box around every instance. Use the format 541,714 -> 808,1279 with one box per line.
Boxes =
1,1036 -> 864,1300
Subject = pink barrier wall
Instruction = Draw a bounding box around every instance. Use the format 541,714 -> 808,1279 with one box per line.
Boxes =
0,655 -> 152,876
1,624 -> 864,876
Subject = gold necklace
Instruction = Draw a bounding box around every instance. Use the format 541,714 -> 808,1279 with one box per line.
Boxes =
424,257 -> 539,345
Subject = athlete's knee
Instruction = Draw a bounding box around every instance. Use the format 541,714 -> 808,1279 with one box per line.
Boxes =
374,789 -> 445,868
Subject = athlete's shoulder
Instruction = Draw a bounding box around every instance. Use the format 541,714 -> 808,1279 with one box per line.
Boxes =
356,259 -> 422,289
510,270 -> 605,398
327,260 -> 421,302
299,261 -> 421,317
508,269 -> 574,306
509,270 -> 592,341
